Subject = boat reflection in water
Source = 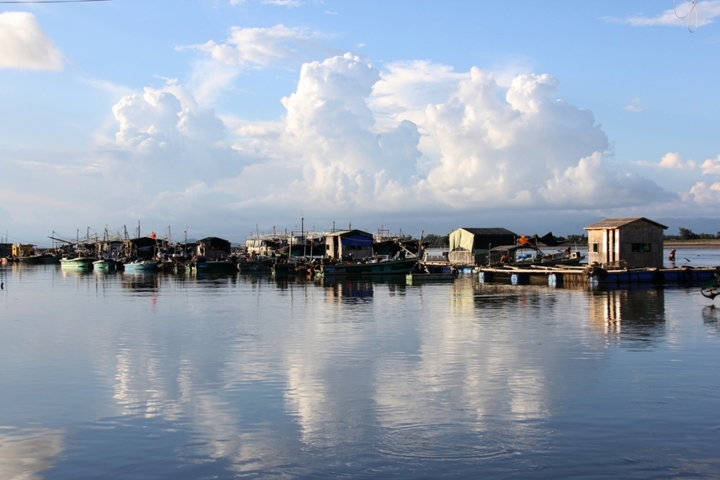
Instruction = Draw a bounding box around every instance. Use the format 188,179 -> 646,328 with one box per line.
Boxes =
185,271 -> 240,289
60,267 -> 94,278
587,288 -> 665,344
121,272 -> 161,294
321,275 -> 409,303
702,305 -> 720,334
321,276 -> 375,304
446,276 -> 532,319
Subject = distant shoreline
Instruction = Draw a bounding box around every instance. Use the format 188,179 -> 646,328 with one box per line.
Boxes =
664,241 -> 720,249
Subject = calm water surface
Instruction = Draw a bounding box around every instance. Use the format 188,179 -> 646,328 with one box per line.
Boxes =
1,254 -> 720,479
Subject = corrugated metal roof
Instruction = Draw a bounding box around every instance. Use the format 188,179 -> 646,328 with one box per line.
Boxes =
584,217 -> 668,230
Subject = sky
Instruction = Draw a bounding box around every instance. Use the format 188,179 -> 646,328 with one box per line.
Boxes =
0,0 -> 719,245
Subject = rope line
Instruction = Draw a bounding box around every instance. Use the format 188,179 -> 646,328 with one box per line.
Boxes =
674,0 -> 699,32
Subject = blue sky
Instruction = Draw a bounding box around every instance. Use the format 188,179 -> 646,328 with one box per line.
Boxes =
1,0 -> 719,244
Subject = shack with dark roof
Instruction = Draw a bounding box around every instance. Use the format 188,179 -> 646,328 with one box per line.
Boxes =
584,217 -> 667,268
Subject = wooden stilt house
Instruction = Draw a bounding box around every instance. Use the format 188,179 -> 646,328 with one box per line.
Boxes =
584,217 -> 667,268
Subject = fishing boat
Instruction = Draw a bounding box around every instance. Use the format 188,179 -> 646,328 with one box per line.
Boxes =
60,255 -> 96,270
237,256 -> 275,273
17,253 -> 61,264
123,259 -> 160,272
93,258 -> 120,271
187,256 -> 238,273
11,244 -> 61,264
318,256 -> 419,276
271,260 -> 316,277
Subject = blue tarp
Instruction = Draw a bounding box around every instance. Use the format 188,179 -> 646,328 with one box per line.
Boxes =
341,235 -> 373,247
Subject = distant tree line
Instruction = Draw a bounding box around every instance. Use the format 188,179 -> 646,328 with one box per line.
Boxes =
554,234 -> 587,244
664,228 -> 720,241
422,233 -> 450,247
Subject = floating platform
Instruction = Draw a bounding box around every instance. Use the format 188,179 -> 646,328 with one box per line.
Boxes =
477,265 -> 720,287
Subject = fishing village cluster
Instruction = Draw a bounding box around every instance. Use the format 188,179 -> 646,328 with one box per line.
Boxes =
2,217 -> 720,294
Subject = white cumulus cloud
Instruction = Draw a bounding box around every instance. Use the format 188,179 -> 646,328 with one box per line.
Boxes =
688,181 -> 720,205
701,154 -> 720,174
659,152 -> 696,169
104,79 -> 246,200
0,12 -> 64,71
179,24 -> 317,67
371,60 -> 466,125
112,82 -> 224,151
220,53 -> 423,211
540,152 -> 675,207
414,69 -> 641,208
217,54 -> 672,215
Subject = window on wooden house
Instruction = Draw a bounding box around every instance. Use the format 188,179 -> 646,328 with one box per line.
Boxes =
592,243 -> 599,253
631,243 -> 651,252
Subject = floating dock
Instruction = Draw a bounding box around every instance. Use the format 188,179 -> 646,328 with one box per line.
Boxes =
477,265 -> 720,287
